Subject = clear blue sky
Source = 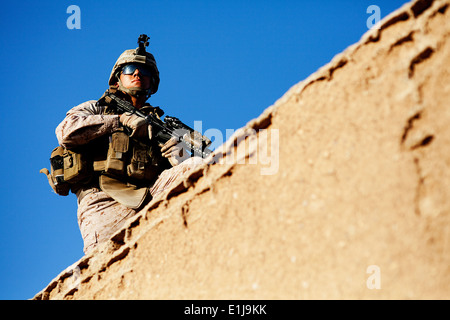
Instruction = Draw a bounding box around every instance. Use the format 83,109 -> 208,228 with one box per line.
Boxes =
0,0 -> 409,299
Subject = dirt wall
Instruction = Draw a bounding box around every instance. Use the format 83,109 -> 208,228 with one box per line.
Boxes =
34,0 -> 450,300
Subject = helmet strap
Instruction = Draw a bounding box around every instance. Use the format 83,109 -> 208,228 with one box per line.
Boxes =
117,78 -> 152,100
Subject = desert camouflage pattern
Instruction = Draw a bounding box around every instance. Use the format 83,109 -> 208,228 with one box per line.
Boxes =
56,101 -> 204,253
56,101 -> 121,149
108,49 -> 160,95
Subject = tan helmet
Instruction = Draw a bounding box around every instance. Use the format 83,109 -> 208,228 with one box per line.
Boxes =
108,35 -> 160,97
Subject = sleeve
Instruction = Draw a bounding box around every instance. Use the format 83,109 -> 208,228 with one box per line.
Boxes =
56,100 -> 120,148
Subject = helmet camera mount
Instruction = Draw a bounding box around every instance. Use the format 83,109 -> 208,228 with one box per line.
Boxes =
136,34 -> 150,55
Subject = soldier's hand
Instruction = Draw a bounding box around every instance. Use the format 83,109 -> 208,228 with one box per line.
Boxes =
161,137 -> 190,166
119,112 -> 152,139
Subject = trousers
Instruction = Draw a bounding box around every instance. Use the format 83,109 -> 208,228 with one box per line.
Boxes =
77,157 -> 203,253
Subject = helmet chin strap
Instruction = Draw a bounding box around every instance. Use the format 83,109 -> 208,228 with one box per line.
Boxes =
117,78 -> 152,100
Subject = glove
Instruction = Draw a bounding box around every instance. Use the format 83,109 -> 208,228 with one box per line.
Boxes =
119,112 -> 152,139
161,137 -> 190,166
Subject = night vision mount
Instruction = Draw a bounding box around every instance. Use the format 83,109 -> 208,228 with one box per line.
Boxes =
136,34 -> 150,55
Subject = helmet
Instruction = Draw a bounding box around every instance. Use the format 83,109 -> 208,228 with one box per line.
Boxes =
108,35 -> 160,97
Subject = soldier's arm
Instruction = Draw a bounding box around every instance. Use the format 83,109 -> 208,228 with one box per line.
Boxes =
56,100 -> 120,149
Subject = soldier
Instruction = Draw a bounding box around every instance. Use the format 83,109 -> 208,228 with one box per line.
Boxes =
51,35 -> 205,253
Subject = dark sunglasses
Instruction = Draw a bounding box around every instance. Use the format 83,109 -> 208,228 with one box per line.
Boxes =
121,64 -> 152,77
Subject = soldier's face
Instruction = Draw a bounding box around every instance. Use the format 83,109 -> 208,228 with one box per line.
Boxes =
119,65 -> 151,90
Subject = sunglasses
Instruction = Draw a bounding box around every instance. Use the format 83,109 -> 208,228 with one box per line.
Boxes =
121,64 -> 152,77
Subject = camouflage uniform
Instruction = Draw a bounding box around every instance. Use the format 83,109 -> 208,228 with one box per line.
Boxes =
56,100 -> 203,253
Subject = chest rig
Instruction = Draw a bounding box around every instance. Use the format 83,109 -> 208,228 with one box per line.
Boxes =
41,96 -> 171,209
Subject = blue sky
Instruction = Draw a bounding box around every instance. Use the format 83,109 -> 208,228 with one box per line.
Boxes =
0,0 -> 409,299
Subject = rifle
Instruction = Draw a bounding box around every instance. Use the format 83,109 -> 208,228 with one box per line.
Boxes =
106,92 -> 213,158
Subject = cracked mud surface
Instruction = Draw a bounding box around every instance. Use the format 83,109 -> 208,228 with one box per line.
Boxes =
35,0 -> 450,300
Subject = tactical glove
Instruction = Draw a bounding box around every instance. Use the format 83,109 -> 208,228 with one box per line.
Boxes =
119,112 -> 152,139
161,137 -> 190,166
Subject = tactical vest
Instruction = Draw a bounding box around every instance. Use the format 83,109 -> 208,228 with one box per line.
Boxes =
41,97 -> 171,209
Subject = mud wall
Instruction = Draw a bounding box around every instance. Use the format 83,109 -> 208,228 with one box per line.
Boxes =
34,0 -> 450,300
